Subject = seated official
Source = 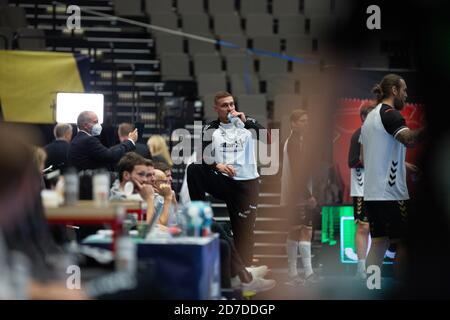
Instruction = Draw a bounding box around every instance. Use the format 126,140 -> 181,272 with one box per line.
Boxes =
110,153 -> 172,231
110,153 -> 156,223
154,161 -> 174,193
151,169 -> 178,227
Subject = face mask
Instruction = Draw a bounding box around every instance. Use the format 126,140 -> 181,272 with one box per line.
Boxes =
91,123 -> 102,136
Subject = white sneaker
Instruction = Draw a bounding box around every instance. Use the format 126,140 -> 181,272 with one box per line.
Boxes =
302,272 -> 322,285
246,265 -> 269,279
355,271 -> 367,280
242,277 -> 276,293
285,275 -> 303,286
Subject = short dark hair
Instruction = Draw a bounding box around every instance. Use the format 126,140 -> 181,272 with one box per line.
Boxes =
117,152 -> 146,182
214,91 -> 233,105
372,74 -> 404,103
153,161 -> 170,172
144,159 -> 154,167
289,109 -> 308,124
118,123 -> 135,137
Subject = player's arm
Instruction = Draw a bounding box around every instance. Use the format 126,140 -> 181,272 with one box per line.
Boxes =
381,106 -> 424,148
394,127 -> 426,147
348,130 -> 363,168
360,143 -> 364,167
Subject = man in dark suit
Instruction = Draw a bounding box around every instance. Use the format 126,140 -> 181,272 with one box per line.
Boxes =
69,111 -> 138,171
117,122 -> 152,159
44,123 -> 73,172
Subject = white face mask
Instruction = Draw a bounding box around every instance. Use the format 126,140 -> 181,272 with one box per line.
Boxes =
91,123 -> 102,136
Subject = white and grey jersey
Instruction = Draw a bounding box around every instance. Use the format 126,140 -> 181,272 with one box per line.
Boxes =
211,122 -> 259,180
350,167 -> 364,197
349,130 -> 364,197
361,103 -> 409,201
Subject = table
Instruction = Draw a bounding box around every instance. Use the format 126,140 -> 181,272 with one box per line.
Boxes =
44,200 -> 144,251
82,234 -> 221,300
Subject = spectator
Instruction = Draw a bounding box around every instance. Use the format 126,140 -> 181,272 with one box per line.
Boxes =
44,123 -> 73,172
117,123 -> 151,159
33,146 -> 47,174
69,111 -> 138,171
147,135 -> 173,167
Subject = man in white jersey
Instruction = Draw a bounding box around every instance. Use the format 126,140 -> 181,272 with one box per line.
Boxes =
187,91 -> 268,266
348,101 -> 375,280
361,74 -> 425,277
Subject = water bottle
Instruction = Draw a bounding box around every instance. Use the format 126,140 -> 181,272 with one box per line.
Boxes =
202,206 -> 213,237
227,113 -> 245,129
115,205 -> 137,275
64,167 -> 79,205
93,170 -> 110,207
187,205 -> 202,237
176,207 -> 188,236
115,235 -> 137,275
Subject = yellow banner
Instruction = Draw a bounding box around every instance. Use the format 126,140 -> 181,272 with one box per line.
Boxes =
0,50 -> 85,123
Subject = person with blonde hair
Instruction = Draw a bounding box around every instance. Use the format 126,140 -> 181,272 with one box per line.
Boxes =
33,146 -> 47,173
147,135 -> 173,167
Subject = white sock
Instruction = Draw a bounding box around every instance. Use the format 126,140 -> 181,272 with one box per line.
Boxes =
286,239 -> 298,277
357,259 -> 366,274
299,241 -> 313,278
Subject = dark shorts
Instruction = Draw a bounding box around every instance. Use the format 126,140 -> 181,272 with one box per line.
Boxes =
288,205 -> 319,228
364,200 -> 408,240
352,197 -> 369,224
